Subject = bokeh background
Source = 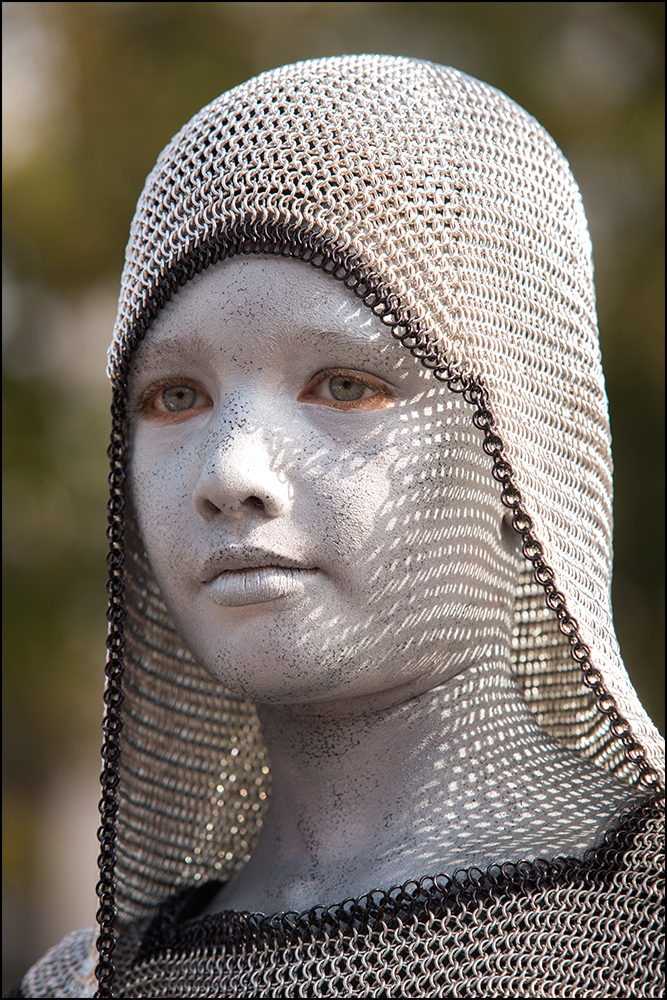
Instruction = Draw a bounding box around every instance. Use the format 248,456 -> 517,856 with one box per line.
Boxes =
2,1 -> 663,991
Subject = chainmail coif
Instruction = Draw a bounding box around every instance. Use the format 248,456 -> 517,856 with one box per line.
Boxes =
8,55 -> 663,999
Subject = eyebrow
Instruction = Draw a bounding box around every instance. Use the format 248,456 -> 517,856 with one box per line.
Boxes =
132,333 -> 217,366
315,326 -> 386,347
135,324 -> 387,363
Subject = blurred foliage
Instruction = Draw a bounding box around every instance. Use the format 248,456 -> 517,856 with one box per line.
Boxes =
1,1 -> 664,982
3,376 -> 108,783
4,2 -> 253,290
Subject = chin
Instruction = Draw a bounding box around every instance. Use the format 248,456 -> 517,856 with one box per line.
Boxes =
167,595 -> 448,706
181,631 -> 383,706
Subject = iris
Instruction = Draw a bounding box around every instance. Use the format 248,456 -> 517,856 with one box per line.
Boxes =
163,386 -> 197,411
329,375 -> 366,401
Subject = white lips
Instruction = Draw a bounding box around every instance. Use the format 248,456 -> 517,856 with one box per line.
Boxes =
204,566 -> 317,607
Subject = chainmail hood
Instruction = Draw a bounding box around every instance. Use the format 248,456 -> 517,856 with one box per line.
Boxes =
92,54 -> 664,994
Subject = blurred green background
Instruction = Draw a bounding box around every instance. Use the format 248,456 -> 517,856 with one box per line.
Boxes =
2,2 -> 664,991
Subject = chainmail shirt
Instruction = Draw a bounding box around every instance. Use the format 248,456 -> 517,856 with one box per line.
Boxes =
10,798 -> 664,997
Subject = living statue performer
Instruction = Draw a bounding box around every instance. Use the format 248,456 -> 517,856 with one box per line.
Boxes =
8,55 -> 663,999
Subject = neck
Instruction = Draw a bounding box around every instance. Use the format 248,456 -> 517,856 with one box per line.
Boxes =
213,658 -> 542,910
206,655 -> 638,917
256,660 -> 522,858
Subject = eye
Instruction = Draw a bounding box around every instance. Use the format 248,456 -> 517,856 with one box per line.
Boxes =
140,381 -> 213,421
299,369 -> 396,410
162,386 -> 197,411
327,375 -> 369,401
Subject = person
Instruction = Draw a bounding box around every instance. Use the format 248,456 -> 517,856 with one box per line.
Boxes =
8,55 -> 663,999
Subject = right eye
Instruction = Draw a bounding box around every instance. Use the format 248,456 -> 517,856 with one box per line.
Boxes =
141,381 -> 213,421
326,375 -> 370,401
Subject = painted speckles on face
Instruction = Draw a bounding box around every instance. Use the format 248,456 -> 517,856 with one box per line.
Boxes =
128,255 -> 519,705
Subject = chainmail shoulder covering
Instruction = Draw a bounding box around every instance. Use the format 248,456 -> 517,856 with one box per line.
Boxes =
105,798 -> 662,999
6,926 -> 97,999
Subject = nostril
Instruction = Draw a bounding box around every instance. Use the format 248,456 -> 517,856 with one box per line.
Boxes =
199,498 -> 221,519
244,495 -> 265,511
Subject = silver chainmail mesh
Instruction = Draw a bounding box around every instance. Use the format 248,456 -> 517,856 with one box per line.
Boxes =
10,55 -> 664,1000
18,927 -> 97,999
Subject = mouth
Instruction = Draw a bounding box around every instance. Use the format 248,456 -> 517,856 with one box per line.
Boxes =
204,566 -> 318,607
201,548 -> 318,607
202,547 -> 314,582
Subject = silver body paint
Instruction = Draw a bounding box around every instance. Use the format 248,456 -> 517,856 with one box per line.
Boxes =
129,256 -> 640,916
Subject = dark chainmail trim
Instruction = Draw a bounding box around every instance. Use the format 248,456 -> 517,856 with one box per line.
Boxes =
129,795 -> 662,967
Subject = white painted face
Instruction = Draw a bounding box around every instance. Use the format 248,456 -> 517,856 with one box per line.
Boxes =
128,255 -> 518,705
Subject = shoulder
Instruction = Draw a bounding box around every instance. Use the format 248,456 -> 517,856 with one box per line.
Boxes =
8,926 -> 97,999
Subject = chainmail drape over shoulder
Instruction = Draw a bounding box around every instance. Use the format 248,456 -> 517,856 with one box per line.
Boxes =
16,55 -> 664,1000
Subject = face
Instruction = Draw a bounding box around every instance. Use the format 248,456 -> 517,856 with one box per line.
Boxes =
128,256 -> 518,705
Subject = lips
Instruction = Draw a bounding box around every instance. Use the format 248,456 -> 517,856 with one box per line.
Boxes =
201,545 -> 315,585
200,546 -> 318,606
204,565 -> 318,607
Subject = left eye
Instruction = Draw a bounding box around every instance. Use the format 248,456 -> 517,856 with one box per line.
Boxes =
162,386 -> 198,411
327,375 -> 369,401
141,382 -> 212,419
300,370 -> 395,409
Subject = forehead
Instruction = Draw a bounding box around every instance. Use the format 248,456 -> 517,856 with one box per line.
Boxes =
134,255 -> 400,364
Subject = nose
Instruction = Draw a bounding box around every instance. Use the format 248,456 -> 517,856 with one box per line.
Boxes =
192,417 -> 291,522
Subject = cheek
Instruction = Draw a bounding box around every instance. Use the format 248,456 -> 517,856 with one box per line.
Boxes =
356,440 -> 516,648
296,434 -> 404,577
128,439 -> 199,570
